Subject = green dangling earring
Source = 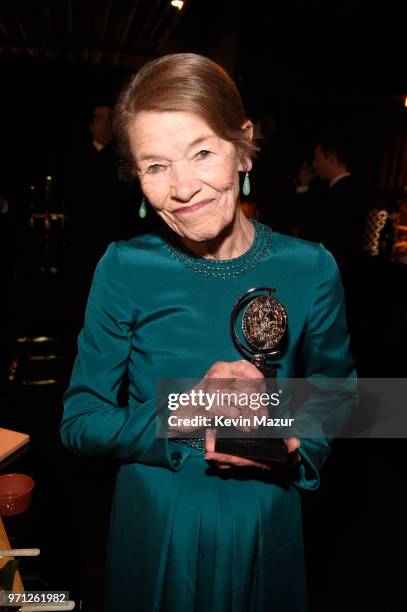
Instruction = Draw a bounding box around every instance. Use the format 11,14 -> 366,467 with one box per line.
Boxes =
242,171 -> 251,197
139,197 -> 147,219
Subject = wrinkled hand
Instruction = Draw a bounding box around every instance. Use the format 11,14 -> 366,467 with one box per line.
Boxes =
168,359 -> 301,472
168,360 -> 267,435
203,361 -> 300,471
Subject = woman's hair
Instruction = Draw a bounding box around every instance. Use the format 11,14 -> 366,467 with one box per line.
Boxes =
114,53 -> 257,179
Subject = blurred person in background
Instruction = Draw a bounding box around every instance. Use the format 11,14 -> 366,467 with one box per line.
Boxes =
64,102 -> 153,327
249,112 -> 296,233
295,137 -> 360,273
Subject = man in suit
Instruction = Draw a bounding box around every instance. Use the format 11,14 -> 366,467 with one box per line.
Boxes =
64,102 -> 156,328
295,138 -> 360,272
64,103 -> 117,325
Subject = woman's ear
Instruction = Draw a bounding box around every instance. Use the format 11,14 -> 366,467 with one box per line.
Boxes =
242,120 -> 254,142
242,156 -> 253,172
238,120 -> 254,172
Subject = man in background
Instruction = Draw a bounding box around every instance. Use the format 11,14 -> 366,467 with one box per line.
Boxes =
89,104 -> 114,152
64,102 -> 148,327
295,138 -> 360,272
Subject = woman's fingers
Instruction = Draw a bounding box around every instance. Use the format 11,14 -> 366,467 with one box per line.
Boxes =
284,437 -> 300,453
205,360 -> 264,380
205,450 -> 271,470
204,428 -> 216,452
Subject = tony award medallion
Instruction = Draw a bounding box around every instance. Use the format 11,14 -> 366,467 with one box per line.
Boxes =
231,287 -> 287,375
215,287 -> 293,466
241,290 -> 287,361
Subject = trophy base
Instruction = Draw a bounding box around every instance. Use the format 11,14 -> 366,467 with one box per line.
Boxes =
214,438 -> 296,469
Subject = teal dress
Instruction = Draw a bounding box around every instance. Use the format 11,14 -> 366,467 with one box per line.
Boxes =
61,221 -> 355,612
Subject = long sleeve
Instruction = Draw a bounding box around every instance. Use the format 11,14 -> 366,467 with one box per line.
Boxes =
294,245 -> 357,490
60,242 -> 189,470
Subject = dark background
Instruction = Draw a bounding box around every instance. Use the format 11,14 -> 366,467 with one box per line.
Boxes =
1,0 -> 406,193
1,1 -> 406,611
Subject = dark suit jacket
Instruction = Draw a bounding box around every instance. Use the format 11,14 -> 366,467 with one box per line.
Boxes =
296,175 -> 361,270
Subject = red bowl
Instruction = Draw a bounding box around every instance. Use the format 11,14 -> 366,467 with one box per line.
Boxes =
0,473 -> 35,516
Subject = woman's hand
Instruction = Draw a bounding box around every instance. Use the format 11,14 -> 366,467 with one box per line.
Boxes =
201,360 -> 300,471
168,359 -> 301,472
168,359 -> 267,435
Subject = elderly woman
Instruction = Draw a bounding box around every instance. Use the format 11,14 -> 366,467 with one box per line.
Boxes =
61,53 -> 355,612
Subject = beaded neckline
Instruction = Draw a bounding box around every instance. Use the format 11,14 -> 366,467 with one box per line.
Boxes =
165,219 -> 273,279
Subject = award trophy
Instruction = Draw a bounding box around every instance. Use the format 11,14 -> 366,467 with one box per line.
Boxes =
215,287 -> 293,466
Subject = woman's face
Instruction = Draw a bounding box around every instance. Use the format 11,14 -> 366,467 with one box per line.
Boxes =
128,111 -> 251,243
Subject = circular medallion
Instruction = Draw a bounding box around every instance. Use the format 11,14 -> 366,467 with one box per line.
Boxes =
242,295 -> 287,350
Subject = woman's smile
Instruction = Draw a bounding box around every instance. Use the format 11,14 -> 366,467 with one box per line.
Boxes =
173,197 -> 215,215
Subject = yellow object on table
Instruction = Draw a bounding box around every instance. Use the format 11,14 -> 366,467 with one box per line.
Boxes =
0,516 -> 24,591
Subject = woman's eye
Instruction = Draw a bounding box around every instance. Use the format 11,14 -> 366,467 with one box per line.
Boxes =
147,164 -> 165,174
196,150 -> 212,160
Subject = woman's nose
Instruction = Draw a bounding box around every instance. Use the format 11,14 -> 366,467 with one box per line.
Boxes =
170,161 -> 202,201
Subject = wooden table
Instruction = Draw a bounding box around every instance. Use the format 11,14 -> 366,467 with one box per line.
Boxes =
0,428 -> 30,463
0,427 -> 30,591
